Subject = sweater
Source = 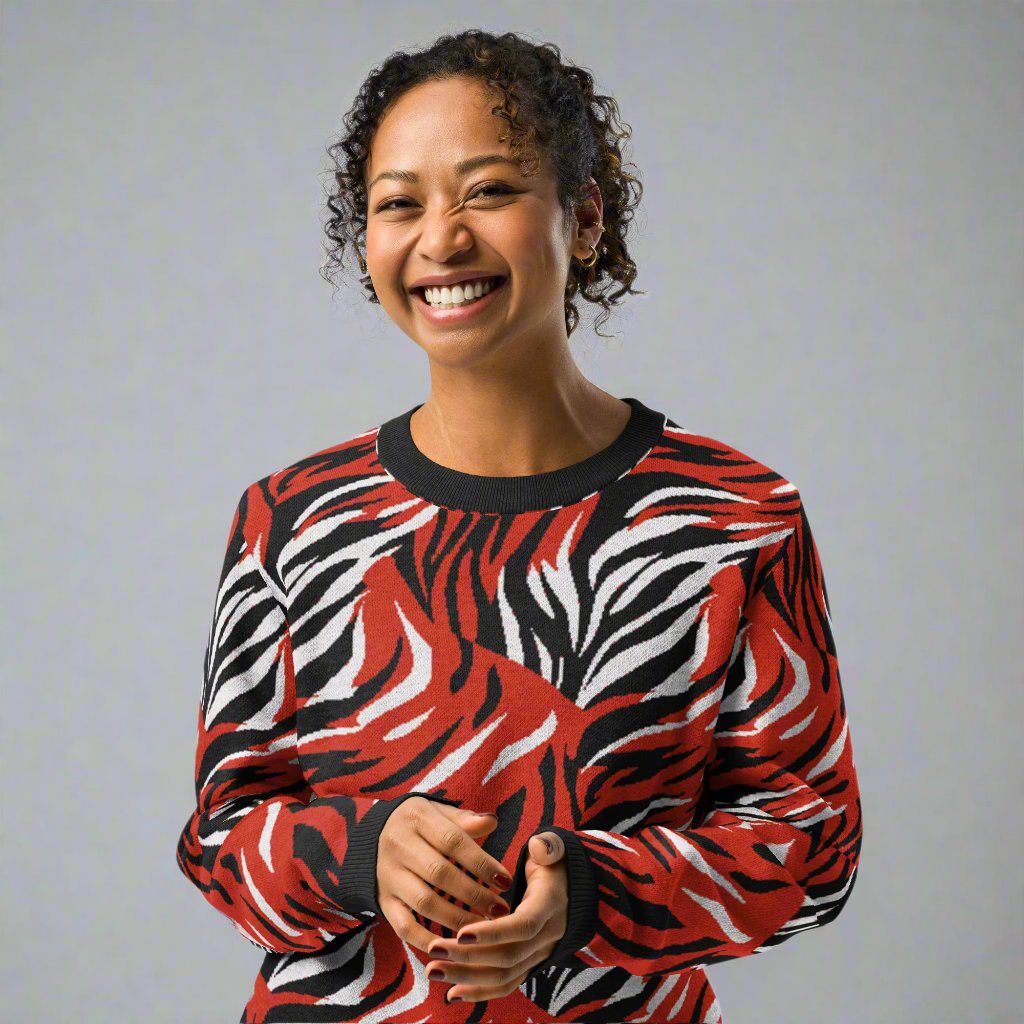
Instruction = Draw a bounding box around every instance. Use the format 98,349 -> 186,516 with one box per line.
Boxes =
175,395 -> 863,1024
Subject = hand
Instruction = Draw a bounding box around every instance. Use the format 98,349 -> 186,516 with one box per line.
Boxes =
424,831 -> 570,1005
376,798 -> 515,954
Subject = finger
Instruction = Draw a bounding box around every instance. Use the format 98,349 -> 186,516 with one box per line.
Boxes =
528,831 -> 565,865
460,810 -> 500,835
418,805 -> 514,892
442,944 -> 552,1004
380,894 -> 448,955
428,932 -> 539,976
465,862 -> 555,942
405,834 -> 511,921
392,864 -> 493,936
437,887 -> 546,954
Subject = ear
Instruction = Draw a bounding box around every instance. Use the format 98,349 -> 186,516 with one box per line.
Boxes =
586,175 -> 603,226
574,176 -> 603,248
528,830 -> 566,865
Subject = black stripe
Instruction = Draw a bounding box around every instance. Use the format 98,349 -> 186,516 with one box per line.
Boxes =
375,396 -> 666,514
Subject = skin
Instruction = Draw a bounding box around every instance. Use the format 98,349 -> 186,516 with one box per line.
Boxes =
364,73 -> 632,484
363,74 -> 616,1002
427,833 -> 571,1004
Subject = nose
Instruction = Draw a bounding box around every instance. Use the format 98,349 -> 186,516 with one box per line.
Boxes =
415,207 -> 475,266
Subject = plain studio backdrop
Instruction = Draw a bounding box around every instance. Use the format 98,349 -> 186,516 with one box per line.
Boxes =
3,2 -> 1021,1022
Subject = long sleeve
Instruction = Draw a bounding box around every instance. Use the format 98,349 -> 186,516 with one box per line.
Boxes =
508,492 -> 863,977
175,482 -> 461,955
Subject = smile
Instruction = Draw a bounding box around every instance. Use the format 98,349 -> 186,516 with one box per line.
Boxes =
411,276 -> 509,324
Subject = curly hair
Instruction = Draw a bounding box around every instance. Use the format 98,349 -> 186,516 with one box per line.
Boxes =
319,28 -> 645,339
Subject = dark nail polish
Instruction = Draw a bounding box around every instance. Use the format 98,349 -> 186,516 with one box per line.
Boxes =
542,836 -> 553,854
458,932 -> 478,944
427,968 -> 445,981
448,991 -> 463,1002
428,946 -> 450,959
489,902 -> 508,917
494,871 -> 513,888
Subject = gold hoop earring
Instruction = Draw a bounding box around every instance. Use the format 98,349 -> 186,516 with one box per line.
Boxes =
579,244 -> 599,268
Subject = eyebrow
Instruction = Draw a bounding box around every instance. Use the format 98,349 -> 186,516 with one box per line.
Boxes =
367,154 -> 520,193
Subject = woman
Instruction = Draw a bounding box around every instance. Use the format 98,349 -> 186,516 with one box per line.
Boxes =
176,29 -> 863,1024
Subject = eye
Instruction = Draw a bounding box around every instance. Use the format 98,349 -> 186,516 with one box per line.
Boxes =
375,183 -> 515,213
470,183 -> 514,200
375,197 -> 413,212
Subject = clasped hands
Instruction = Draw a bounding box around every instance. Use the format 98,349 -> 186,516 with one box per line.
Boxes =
375,799 -> 569,1006
427,831 -> 569,1004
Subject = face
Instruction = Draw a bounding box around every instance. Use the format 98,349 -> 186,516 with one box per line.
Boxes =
363,75 -> 601,369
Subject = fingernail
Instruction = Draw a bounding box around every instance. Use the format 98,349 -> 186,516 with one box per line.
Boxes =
427,968 -> 445,981
428,946 -> 450,959
541,836 -> 554,854
458,932 -> 478,944
494,871 -> 513,888
489,902 -> 508,917
448,991 -> 463,1002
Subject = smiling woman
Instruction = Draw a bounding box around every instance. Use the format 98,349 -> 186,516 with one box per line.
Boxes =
320,29 -> 644,344
176,26 -> 862,1024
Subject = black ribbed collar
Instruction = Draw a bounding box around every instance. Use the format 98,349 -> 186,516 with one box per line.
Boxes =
375,396 -> 666,514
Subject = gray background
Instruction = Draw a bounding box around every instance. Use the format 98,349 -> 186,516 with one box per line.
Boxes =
3,2 -> 1021,1022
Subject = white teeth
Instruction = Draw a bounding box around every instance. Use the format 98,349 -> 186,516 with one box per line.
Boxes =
423,276 -> 502,308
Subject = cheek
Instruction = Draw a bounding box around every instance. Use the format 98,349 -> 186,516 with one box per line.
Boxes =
364,227 -> 399,276
363,234 -> 384,278
508,218 -> 568,286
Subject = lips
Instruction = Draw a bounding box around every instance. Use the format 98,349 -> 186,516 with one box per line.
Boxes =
411,275 -> 506,299
411,273 -> 509,323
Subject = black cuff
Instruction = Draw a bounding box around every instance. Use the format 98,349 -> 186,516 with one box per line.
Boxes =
335,792 -> 465,918
507,826 -> 598,975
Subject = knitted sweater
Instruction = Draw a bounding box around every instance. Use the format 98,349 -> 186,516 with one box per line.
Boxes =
175,396 -> 863,1024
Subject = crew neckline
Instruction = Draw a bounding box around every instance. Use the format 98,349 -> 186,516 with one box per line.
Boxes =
375,396 -> 666,514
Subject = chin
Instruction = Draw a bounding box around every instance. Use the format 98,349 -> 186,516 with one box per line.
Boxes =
416,331 -> 516,369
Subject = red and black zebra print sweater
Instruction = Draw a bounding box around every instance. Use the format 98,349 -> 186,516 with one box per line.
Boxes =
175,396 -> 863,1024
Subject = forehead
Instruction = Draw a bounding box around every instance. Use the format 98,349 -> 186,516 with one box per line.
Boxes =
367,77 -> 509,179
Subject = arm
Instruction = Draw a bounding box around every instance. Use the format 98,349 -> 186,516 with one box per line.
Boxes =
175,482 -> 459,955
509,492 -> 863,976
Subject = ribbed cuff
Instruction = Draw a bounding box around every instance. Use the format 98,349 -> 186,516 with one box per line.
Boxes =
508,826 -> 598,975
336,792 -> 465,918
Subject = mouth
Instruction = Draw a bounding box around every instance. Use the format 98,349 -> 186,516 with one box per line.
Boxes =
410,275 -> 509,324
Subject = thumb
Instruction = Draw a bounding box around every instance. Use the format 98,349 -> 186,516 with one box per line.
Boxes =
528,830 -> 565,865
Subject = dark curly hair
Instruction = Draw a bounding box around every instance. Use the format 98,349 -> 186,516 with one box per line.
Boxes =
319,28 -> 645,340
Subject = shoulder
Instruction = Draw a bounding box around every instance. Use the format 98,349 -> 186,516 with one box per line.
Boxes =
246,417 -> 387,507
654,413 -> 802,507
651,415 -> 830,589
226,416 -> 389,568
